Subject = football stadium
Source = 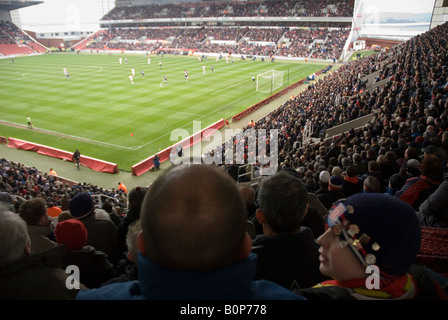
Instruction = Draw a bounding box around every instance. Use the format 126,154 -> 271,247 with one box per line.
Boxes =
1,0 -> 448,305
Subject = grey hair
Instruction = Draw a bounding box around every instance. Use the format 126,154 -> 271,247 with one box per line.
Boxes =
0,204 -> 30,267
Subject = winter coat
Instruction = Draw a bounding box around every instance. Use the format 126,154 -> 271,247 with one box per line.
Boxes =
0,245 -> 87,300
75,253 -> 305,300
252,227 -> 330,290
61,245 -> 116,289
395,175 -> 441,211
27,224 -> 57,254
418,176 -> 448,227
78,210 -> 121,265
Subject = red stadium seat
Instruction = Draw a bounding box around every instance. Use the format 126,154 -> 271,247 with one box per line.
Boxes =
417,227 -> 448,276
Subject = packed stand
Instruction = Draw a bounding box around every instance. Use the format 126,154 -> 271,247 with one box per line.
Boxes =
218,22 -> 448,232
101,0 -> 354,20
86,25 -> 349,60
2,21 -> 448,300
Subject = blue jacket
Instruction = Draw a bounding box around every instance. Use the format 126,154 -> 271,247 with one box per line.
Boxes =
76,253 -> 305,300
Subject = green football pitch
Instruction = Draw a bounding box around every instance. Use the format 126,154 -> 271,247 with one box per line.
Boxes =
0,52 -> 327,171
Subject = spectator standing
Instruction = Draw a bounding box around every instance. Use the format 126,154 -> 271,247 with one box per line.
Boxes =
72,149 -> 81,170
118,182 -> 127,194
153,153 -> 160,170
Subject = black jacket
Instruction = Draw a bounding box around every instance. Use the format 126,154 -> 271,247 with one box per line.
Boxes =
61,245 -> 116,289
317,189 -> 346,210
252,227 -> 330,291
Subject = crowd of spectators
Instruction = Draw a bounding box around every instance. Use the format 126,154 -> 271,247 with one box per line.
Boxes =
0,21 -> 47,55
2,16 -> 448,300
218,21 -> 448,231
87,26 -> 349,60
0,21 -> 35,45
91,0 -> 353,59
101,0 -> 354,20
0,159 -> 128,217
0,21 -> 21,44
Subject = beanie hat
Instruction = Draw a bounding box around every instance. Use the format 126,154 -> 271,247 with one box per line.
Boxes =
55,219 -> 88,251
69,192 -> 94,219
319,170 -> 330,183
328,175 -> 343,190
415,136 -> 424,144
327,194 -> 421,276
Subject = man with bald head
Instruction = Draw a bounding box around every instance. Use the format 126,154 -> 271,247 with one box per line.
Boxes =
76,164 -> 304,300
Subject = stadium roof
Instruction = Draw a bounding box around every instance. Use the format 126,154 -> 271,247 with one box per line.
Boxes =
0,0 -> 43,11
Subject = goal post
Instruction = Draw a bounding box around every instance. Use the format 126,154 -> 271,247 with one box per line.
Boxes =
256,69 -> 284,93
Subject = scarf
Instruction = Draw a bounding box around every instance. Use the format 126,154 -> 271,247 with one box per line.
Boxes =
315,273 -> 416,299
344,176 -> 359,184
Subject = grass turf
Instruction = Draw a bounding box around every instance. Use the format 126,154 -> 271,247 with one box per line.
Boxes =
0,52 -> 327,171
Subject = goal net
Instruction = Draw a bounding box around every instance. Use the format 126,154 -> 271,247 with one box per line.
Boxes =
256,69 -> 284,93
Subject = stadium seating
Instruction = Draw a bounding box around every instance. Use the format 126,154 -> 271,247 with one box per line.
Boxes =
0,21 -> 46,55
2,3 -> 448,292
101,0 -> 354,20
417,227 -> 448,276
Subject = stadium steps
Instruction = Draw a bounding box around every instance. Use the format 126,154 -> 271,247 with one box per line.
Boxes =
25,41 -> 47,53
72,29 -> 107,51
20,31 -> 49,53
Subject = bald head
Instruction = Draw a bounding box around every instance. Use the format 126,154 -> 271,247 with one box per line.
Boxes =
140,164 -> 248,271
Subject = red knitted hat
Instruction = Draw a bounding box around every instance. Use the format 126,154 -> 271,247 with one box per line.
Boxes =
55,219 -> 88,251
